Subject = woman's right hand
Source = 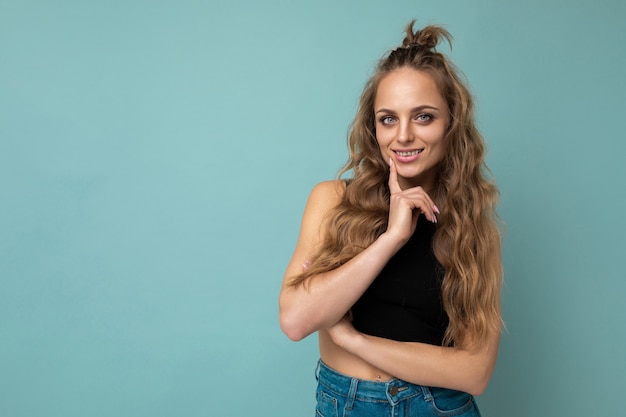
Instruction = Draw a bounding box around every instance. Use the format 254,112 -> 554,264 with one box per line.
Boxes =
385,158 -> 439,244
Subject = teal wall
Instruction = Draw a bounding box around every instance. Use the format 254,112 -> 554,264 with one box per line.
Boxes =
1,1 -> 625,416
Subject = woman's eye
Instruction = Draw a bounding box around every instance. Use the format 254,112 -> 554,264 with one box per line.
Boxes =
380,116 -> 395,125
416,114 -> 433,123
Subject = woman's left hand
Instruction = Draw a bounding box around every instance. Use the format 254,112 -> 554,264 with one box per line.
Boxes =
327,315 -> 359,348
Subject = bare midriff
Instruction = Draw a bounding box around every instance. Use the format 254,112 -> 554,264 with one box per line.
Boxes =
318,329 -> 395,381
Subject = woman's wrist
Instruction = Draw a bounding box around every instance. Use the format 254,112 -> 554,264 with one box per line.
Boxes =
342,327 -> 366,354
376,231 -> 407,255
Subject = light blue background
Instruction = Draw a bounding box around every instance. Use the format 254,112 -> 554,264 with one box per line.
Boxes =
1,1 -> 625,416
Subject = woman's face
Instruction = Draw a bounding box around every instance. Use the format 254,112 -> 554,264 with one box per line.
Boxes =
374,67 -> 449,191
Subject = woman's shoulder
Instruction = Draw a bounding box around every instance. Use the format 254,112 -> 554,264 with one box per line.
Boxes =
311,179 -> 347,197
303,180 -> 347,215
294,180 -> 347,247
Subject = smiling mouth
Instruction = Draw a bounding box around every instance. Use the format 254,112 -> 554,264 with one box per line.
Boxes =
394,149 -> 424,157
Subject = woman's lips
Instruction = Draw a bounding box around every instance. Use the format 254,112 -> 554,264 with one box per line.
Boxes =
393,148 -> 423,163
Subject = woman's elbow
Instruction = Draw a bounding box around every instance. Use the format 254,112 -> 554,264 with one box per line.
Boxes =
279,312 -> 308,341
461,335 -> 500,396
465,367 -> 495,396
278,303 -> 317,341
466,378 -> 489,397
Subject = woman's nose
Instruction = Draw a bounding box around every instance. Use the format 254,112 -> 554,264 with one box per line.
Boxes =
397,120 -> 414,143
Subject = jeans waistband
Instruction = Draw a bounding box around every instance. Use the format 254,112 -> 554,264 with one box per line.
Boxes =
315,359 -> 430,404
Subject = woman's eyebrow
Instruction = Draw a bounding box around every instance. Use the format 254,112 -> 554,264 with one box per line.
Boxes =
375,105 -> 440,114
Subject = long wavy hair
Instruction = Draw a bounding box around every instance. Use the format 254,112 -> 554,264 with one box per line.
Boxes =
289,21 -> 502,348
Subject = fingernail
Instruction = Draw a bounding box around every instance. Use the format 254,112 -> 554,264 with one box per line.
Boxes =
433,205 -> 440,214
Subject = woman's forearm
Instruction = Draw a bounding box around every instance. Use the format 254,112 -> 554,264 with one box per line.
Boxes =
279,232 -> 403,341
332,321 -> 500,396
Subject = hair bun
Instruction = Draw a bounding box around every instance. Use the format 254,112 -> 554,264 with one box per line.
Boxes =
401,20 -> 452,50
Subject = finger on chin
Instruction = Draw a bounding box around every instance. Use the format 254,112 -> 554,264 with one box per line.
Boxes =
388,158 -> 402,194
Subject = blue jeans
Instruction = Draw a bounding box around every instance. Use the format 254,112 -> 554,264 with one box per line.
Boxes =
315,360 -> 481,417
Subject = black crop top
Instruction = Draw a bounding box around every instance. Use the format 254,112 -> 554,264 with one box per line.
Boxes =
351,215 -> 449,345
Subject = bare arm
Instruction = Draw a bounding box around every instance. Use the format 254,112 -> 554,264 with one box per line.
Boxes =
328,317 -> 501,396
278,180 -> 403,341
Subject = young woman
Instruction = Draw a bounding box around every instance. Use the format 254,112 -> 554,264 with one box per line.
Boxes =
279,21 -> 502,417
